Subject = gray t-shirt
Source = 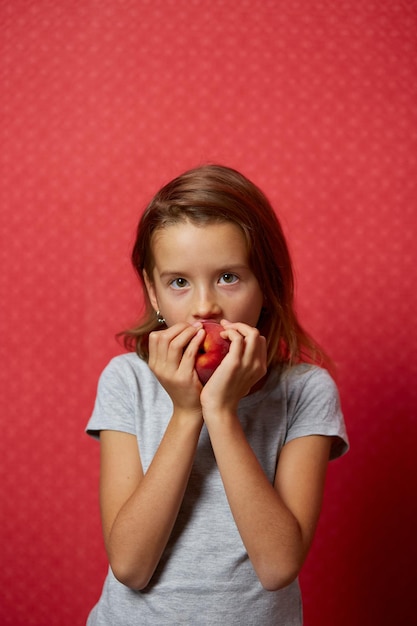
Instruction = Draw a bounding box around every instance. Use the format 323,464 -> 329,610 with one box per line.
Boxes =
86,353 -> 348,626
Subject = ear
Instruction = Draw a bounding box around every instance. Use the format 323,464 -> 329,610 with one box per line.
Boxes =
143,270 -> 159,312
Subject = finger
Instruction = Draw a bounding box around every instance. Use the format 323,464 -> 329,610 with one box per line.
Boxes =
167,325 -> 202,358
149,323 -> 201,370
150,323 -> 198,355
220,325 -> 260,356
178,327 -> 205,371
223,327 -> 267,376
184,326 -> 205,354
221,319 -> 260,339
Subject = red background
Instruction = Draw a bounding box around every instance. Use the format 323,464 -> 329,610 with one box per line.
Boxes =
1,1 -> 416,625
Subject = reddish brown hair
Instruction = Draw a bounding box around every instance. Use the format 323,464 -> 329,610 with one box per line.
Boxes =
121,164 -> 328,369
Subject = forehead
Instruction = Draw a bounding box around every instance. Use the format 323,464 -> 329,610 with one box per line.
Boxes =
151,220 -> 250,268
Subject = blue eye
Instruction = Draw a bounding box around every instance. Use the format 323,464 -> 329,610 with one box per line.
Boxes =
219,273 -> 238,284
170,277 -> 188,289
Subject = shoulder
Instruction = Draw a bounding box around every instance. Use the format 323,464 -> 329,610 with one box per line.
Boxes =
281,364 -> 348,460
101,351 -> 149,376
96,351 -> 171,408
93,352 -> 158,415
281,363 -> 339,400
87,353 -> 165,439
97,352 -> 153,389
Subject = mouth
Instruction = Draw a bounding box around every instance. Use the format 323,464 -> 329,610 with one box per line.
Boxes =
195,318 -> 221,324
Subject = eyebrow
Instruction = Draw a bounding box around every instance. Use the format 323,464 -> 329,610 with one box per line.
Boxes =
158,264 -> 251,279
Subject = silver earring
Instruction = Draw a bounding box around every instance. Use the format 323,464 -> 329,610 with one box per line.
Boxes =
156,310 -> 166,324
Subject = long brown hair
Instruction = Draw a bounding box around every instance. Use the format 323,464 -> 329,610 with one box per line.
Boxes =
121,164 -> 329,369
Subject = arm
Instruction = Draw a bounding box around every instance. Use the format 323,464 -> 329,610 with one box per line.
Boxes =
201,321 -> 331,590
99,323 -> 204,590
100,414 -> 202,590
205,422 -> 330,590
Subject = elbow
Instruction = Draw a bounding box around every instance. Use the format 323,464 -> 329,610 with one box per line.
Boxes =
106,535 -> 161,591
109,558 -> 153,591
255,558 -> 302,592
260,570 -> 299,592
112,568 -> 151,591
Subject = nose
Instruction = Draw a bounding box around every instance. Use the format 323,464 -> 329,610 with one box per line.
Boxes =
192,286 -> 222,321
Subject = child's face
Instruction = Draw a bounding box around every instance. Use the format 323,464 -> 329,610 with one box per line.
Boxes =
144,220 -> 264,328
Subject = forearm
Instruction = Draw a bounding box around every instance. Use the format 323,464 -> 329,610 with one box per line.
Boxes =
107,412 -> 203,590
205,413 -> 304,590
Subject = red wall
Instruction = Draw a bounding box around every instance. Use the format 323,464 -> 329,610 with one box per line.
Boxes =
1,1 -> 416,624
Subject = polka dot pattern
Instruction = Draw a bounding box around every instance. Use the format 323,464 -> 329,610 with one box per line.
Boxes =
1,1 -> 416,624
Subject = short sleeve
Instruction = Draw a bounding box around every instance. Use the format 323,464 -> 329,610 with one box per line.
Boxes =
86,356 -> 138,439
285,366 -> 349,460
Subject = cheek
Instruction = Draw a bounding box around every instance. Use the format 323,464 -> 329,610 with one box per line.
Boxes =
156,295 -> 187,327
230,294 -> 263,327
249,292 -> 265,326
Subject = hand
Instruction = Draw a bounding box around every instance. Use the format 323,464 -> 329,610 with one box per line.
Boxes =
148,322 -> 204,415
200,320 -> 267,418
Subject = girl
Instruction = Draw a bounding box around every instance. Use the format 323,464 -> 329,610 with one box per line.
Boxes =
86,164 -> 348,625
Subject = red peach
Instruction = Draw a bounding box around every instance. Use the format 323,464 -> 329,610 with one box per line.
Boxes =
195,322 -> 230,385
